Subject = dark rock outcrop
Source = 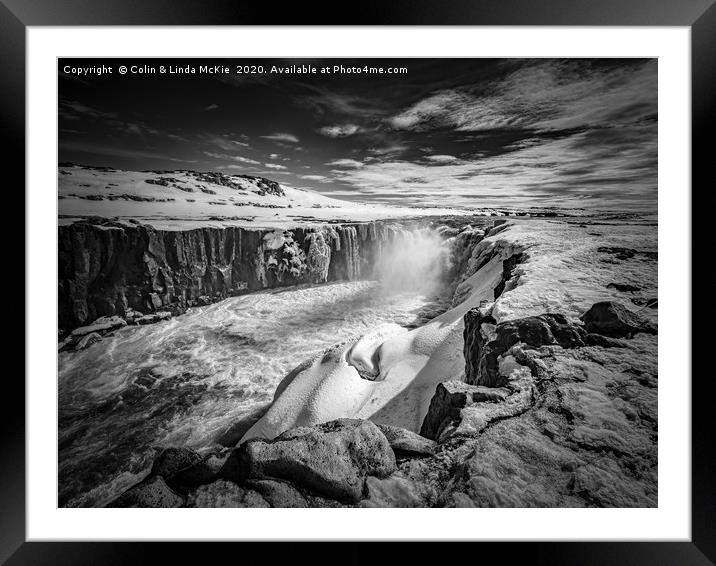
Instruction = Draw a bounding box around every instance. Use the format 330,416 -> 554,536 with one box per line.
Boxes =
151,447 -> 203,479
74,332 -> 102,350
598,246 -> 657,261
58,314 -> 129,350
108,476 -> 184,508
463,303 -> 643,387
493,252 -> 525,299
169,450 -> 230,490
58,220 -> 418,331
71,315 -> 127,337
185,480 -> 269,508
580,301 -> 657,338
148,446 -> 234,493
377,424 -> 437,458
464,311 -> 587,387
420,380 -> 511,440
245,479 -> 308,508
135,311 -> 172,325
226,419 -> 396,503
607,282 -> 640,292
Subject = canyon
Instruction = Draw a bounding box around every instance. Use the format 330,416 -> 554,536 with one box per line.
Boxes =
58,219 -> 431,331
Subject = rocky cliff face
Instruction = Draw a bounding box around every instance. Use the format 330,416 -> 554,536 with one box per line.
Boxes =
58,219 -> 419,331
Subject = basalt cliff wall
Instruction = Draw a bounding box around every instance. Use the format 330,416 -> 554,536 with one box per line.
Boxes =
58,220 -> 418,331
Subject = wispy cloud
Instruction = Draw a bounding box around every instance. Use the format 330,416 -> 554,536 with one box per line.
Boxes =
300,174 -> 330,182
318,124 -> 360,138
103,120 -> 159,136
326,158 -> 364,168
203,134 -> 250,150
204,151 -> 260,165
203,103 -> 219,111
261,132 -> 300,143
60,99 -> 160,137
296,84 -> 388,119
366,144 -> 409,157
330,122 -> 656,210
388,60 -> 657,133
264,163 -> 287,170
425,154 -> 459,163
60,100 -> 117,120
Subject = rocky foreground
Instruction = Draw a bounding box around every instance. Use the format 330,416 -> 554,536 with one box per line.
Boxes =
109,298 -> 657,508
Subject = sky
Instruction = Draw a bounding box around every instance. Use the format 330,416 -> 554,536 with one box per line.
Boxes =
58,58 -> 657,211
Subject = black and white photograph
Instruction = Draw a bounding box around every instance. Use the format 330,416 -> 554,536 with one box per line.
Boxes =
57,57 -> 658,509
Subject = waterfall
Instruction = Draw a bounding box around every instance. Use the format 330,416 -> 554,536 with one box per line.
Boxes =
371,227 -> 450,294
58,219 -> 482,331
328,226 -> 361,281
343,227 -> 361,280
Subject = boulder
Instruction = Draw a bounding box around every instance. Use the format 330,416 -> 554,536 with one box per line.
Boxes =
74,332 -> 102,350
245,479 -> 308,508
151,447 -> 203,479
136,311 -> 172,325
169,448 -> 231,490
108,476 -> 184,508
420,381 -> 510,440
147,292 -> 163,310
70,315 -> 127,338
228,419 -> 396,503
580,301 -> 657,338
607,282 -> 640,292
597,246 -> 637,260
377,424 -> 437,458
361,475 -> 425,507
123,308 -> 144,324
185,480 -> 269,508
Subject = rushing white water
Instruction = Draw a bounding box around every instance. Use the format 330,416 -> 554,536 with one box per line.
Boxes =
372,228 -> 449,295
58,278 -> 452,507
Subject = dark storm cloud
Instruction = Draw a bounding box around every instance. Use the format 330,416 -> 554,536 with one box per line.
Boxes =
58,58 -> 657,210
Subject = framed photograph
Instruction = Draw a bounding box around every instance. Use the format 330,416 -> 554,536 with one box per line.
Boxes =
5,0 -> 712,563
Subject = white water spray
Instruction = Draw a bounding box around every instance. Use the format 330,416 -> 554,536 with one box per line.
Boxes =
373,228 -> 448,295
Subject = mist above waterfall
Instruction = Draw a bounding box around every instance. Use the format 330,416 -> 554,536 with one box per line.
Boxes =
372,228 -> 449,295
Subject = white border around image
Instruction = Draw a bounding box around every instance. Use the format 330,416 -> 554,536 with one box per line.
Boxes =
26,26 -> 691,541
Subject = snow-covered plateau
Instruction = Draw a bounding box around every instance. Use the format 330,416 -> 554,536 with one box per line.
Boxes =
58,164 -> 477,229
57,167 -> 657,508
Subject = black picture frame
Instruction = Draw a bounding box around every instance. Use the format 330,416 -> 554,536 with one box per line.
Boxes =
4,0 -> 712,563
